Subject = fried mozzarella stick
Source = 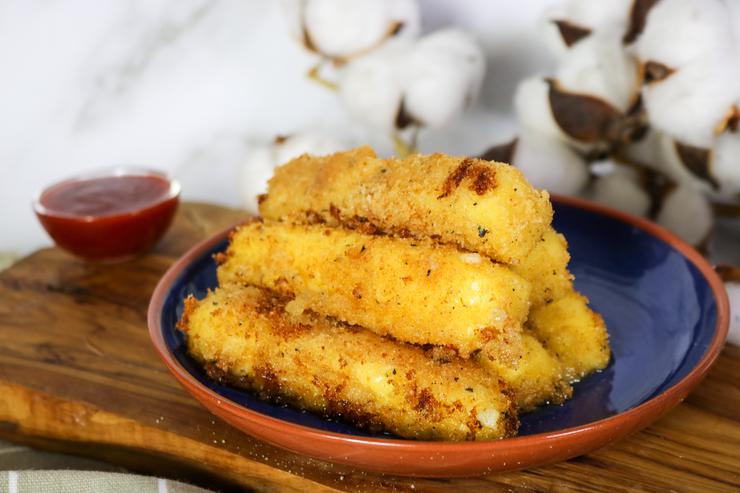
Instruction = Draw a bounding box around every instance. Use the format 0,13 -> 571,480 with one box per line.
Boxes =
180,285 -> 518,441
476,333 -> 572,411
259,147 -> 553,265
528,292 -> 611,380
217,221 -> 531,362
512,228 -> 574,309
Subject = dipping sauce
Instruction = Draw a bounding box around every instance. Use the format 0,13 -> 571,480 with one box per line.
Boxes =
42,175 -> 172,216
34,170 -> 180,262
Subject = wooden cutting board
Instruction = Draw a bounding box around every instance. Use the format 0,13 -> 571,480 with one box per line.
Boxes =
0,202 -> 738,492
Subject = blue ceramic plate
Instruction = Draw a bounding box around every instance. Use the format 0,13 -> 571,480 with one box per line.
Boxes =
149,196 -> 728,476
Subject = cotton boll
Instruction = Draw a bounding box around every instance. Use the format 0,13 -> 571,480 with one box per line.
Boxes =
515,75 -> 625,151
656,127 -> 740,199
338,40 -> 409,130
711,129 -> 740,197
514,77 -> 568,143
588,165 -> 651,217
541,0 -> 633,57
511,131 -> 589,195
656,184 -> 713,245
633,0 -> 733,69
386,0 -> 421,40
555,34 -> 640,112
340,29 -> 485,131
240,132 -> 347,213
622,128 -> 664,170
656,132 -> 712,190
398,28 -> 485,128
286,0 -> 420,60
642,56 -> 740,148
553,0 -> 633,35
659,134 -> 712,193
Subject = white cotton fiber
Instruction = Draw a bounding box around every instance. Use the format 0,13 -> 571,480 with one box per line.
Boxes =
642,55 -> 740,148
514,76 -> 567,143
556,33 -> 639,111
288,0 -> 420,59
712,129 -> 740,197
656,183 -> 713,245
634,0 -> 733,68
398,28 -> 485,128
541,0 -> 633,57
338,40 -> 408,130
512,130 -> 589,196
588,165 -> 651,217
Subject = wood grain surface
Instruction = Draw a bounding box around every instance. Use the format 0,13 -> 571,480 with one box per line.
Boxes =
0,202 -> 738,492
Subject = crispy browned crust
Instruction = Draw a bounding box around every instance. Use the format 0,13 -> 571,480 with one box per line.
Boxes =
438,158 -> 498,198
259,147 -> 553,265
217,221 -> 531,361
184,147 -> 611,438
182,285 -> 518,441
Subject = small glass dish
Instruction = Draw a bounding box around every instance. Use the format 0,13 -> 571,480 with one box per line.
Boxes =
33,167 -> 181,262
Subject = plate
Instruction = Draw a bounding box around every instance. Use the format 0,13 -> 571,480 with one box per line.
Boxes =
148,196 -> 728,477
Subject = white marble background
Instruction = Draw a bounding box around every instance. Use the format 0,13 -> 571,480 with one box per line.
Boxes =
1,0 -> 559,254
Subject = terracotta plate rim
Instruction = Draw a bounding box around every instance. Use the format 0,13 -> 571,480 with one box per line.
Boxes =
147,195 -> 729,462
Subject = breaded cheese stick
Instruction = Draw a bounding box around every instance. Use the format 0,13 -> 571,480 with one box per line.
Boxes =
217,221 -> 531,362
259,147 -> 553,265
512,228 -> 574,309
179,285 -> 518,441
527,292 -> 611,380
476,333 -> 572,411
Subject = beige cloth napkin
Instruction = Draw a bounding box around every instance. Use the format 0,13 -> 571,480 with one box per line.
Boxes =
0,471 -> 210,493
0,441 -> 211,492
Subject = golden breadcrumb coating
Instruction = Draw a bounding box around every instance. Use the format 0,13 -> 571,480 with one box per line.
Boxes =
217,221 -> 531,361
527,291 -> 611,380
476,332 -> 572,411
179,285 -> 518,441
178,147 -> 613,441
258,147 -> 553,265
512,228 -> 574,309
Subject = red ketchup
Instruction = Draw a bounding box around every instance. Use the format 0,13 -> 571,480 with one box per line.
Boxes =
34,170 -> 180,262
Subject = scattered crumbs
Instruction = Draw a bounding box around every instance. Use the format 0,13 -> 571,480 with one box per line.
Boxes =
339,476 -> 344,481
411,485 -> 415,490
465,387 -> 474,392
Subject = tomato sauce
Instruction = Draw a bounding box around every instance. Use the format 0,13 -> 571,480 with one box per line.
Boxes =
35,173 -> 180,261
